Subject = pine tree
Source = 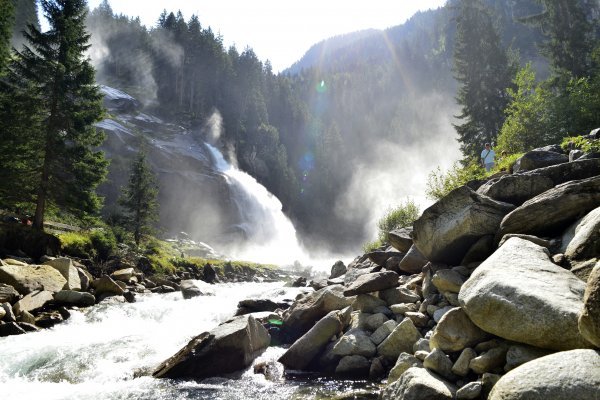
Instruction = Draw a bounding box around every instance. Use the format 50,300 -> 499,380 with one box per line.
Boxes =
452,0 -> 515,160
519,0 -> 596,78
0,0 -> 14,74
8,0 -> 107,229
119,147 -> 159,245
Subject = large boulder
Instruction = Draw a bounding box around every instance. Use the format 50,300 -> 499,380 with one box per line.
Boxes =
413,186 -> 514,264
180,279 -> 214,299
281,285 -> 353,342
0,264 -> 67,294
53,290 -> 96,307
343,271 -> 399,296
521,158 -> 600,186
380,367 -> 457,400
278,307 -> 351,370
398,245 -> 428,274
499,176 -> 600,237
476,173 -> 554,206
564,206 -> 600,261
153,315 -> 270,379
429,307 -> 488,352
579,262 -> 600,347
43,258 -> 81,291
489,349 -> 600,400
329,260 -> 347,279
459,238 -> 592,350
513,150 -> 569,173
92,276 -> 125,297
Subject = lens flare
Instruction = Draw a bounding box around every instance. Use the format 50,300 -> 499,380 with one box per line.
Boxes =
316,80 -> 327,93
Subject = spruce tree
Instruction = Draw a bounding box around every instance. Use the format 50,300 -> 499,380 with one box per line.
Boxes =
0,0 -> 14,74
519,0 -> 596,78
119,147 -> 159,245
452,0 -> 515,160
8,0 -> 107,229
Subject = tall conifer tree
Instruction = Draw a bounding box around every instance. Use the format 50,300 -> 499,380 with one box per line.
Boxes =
453,0 -> 515,160
119,147 -> 159,245
8,0 -> 107,229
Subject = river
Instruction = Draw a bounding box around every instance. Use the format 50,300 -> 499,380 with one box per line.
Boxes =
0,282 -> 378,400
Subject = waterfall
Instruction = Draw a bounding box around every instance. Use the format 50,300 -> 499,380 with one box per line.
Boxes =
205,143 -> 306,265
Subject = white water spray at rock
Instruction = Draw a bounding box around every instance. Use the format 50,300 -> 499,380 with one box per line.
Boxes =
205,143 -> 306,265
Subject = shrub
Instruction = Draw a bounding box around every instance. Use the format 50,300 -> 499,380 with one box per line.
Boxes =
59,231 -> 94,259
362,200 -> 420,251
561,135 -> 600,153
426,161 -> 485,201
89,229 -> 117,260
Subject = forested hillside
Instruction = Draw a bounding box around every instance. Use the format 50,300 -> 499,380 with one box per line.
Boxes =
2,0 -> 599,253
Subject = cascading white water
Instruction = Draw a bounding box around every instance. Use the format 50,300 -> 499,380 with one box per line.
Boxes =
0,283 -> 309,400
205,143 -> 306,266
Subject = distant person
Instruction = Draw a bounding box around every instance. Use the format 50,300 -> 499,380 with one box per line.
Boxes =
481,143 -> 495,172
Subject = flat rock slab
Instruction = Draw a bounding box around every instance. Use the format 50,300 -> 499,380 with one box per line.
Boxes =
0,264 -> 67,294
413,186 -> 514,264
153,315 -> 270,379
521,158 -> 600,186
499,176 -> 600,237
476,173 -> 554,206
13,290 -> 54,314
343,271 -> 399,296
459,237 -> 592,350
489,349 -> 600,400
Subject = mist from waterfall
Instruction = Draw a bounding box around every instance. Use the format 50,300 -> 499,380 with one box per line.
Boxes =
205,143 -> 307,266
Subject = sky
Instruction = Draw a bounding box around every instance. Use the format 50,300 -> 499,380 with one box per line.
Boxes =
82,0 -> 448,72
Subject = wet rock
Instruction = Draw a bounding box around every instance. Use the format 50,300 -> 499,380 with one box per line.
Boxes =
0,321 -> 26,336
180,279 -> 214,299
278,307 -> 351,370
489,350 -> 600,400
579,262 -> 600,347
35,311 -> 63,328
335,355 -> 370,377
54,290 -> 95,307
499,176 -> 600,238
329,260 -> 347,279
413,186 -> 514,264
380,367 -> 457,400
430,308 -> 488,352
388,227 -> 413,253
343,271 -> 399,296
203,264 -> 218,283
377,318 -> 422,360
0,264 -> 67,294
460,238 -> 592,350
153,315 -> 271,379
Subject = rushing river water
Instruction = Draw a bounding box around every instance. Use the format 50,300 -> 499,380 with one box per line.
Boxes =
0,282 -> 378,400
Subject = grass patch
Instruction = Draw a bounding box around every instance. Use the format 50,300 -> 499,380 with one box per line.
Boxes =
363,200 -> 420,252
59,229 -> 117,261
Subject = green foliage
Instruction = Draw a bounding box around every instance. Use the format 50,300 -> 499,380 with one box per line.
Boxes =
452,0 -> 516,160
5,0 -> 108,230
144,238 -> 178,275
362,239 -> 384,254
173,256 -> 276,277
362,200 -> 420,252
561,135 -> 600,154
426,161 -> 485,201
493,152 -> 523,174
119,147 -> 159,245
59,229 -> 116,261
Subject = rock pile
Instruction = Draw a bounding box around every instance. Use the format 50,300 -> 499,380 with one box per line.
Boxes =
273,140 -> 600,399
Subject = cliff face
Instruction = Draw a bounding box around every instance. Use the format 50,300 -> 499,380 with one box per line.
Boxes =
96,86 -> 237,242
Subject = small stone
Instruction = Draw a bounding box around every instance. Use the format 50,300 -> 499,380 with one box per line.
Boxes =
504,344 -> 552,372
433,306 -> 454,323
17,310 -> 36,325
432,269 -> 466,293
423,348 -> 455,380
365,313 -> 389,331
415,350 -> 429,361
452,348 -> 477,377
469,347 -> 507,374
456,381 -> 482,400
377,318 -> 422,360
